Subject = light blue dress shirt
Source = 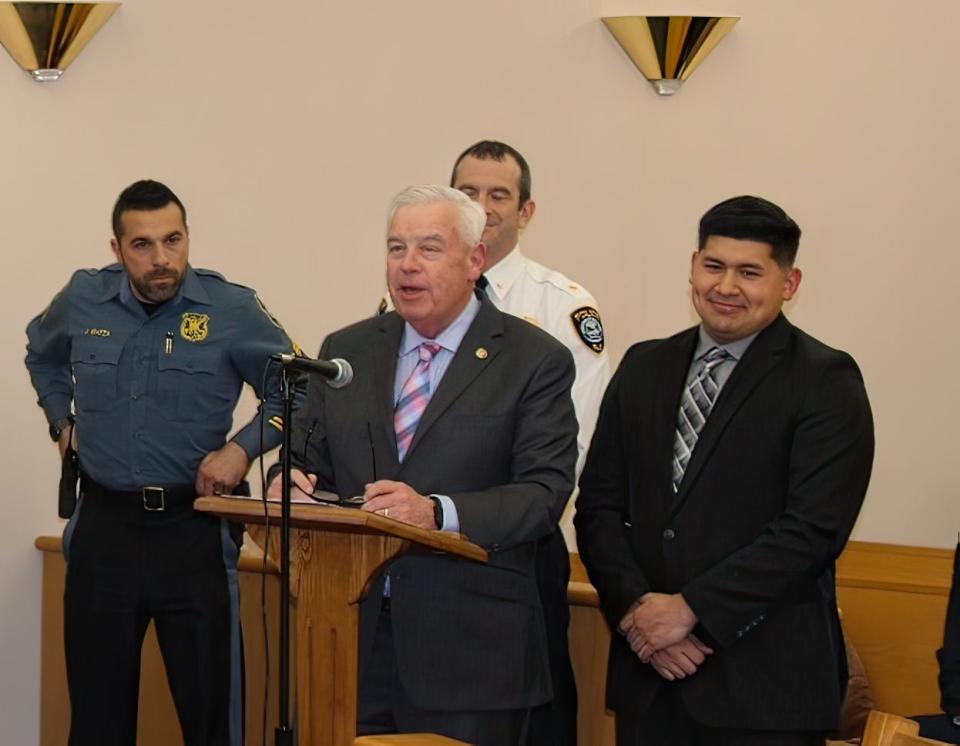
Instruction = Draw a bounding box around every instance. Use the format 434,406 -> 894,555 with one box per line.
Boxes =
392,294 -> 481,532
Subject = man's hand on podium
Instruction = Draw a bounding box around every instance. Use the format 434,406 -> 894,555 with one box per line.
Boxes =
361,480 -> 438,529
266,469 -> 319,502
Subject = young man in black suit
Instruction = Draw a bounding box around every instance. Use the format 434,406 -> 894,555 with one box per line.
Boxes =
576,196 -> 875,746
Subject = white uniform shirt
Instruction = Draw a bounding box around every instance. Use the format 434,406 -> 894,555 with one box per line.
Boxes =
378,247 -> 610,547
482,248 -> 610,547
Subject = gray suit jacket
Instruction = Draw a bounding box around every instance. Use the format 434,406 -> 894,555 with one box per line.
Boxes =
289,293 -> 578,711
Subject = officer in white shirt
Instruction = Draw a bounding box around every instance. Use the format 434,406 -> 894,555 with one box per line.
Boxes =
453,140 -> 610,746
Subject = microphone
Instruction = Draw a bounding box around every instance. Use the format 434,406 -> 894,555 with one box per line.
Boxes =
273,354 -> 353,389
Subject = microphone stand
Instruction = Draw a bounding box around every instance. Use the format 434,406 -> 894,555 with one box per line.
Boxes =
270,354 -> 349,744
275,365 -> 297,746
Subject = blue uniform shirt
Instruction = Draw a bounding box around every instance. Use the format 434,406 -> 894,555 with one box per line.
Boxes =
26,263 -> 297,491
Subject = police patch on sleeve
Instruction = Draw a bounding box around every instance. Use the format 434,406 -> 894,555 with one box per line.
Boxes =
571,306 -> 604,353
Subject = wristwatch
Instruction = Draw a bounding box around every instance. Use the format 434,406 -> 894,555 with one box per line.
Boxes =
49,416 -> 74,442
428,495 -> 443,530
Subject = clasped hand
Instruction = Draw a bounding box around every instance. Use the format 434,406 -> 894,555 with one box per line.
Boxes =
618,592 -> 713,680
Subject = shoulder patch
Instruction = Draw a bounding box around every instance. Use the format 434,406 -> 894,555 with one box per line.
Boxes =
571,306 -> 604,353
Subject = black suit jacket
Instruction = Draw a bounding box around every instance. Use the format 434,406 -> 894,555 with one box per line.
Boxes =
575,314 -> 875,730
938,543 -> 960,717
289,294 -> 578,711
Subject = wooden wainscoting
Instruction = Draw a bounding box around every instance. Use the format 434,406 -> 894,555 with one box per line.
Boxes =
835,542 -> 953,715
568,557 -> 615,746
38,538 -> 953,746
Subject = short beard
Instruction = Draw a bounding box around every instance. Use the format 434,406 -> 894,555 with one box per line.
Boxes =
132,269 -> 183,304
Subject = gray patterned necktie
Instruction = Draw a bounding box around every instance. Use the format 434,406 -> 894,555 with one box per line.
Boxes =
672,347 -> 731,493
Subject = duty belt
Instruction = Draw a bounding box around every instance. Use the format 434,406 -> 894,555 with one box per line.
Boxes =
80,475 -> 196,512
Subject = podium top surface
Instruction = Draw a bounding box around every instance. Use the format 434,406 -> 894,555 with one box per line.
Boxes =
194,495 -> 487,563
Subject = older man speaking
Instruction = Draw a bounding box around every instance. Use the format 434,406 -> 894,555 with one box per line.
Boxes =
269,185 -> 578,746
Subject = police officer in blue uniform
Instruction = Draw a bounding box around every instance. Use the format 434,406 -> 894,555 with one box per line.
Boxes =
25,180 -> 298,746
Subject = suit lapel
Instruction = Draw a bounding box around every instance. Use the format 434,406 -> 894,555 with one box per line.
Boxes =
402,298 -> 504,464
373,313 -> 404,465
671,314 -> 792,515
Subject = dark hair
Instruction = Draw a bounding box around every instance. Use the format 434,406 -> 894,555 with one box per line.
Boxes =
112,180 -> 187,239
450,140 -> 532,207
698,196 -> 801,267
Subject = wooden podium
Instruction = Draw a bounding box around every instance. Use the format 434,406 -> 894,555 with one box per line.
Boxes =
194,496 -> 488,746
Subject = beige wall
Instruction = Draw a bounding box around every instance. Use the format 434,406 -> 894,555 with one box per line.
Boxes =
2,0 -> 957,741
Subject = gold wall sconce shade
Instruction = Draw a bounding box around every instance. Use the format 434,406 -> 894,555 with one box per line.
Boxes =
0,2 -> 119,81
602,16 -> 739,96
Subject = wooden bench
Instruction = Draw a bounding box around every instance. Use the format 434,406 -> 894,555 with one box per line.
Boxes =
862,710 -> 922,745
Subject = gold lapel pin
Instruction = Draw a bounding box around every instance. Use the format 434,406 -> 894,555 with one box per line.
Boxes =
475,347 -> 488,359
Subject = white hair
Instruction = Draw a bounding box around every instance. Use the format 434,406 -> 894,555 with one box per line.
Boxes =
387,184 -> 486,247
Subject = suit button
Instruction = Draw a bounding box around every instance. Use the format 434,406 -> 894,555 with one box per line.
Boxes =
662,528 -> 676,541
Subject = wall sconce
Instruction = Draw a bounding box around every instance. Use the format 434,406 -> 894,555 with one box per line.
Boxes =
602,16 -> 739,96
0,1 -> 119,81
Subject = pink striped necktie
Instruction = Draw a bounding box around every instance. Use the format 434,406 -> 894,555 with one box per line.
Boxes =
394,342 -> 442,462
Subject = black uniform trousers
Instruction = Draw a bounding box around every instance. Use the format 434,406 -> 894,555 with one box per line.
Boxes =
526,528 -> 578,746
615,686 -> 827,746
63,481 -> 244,746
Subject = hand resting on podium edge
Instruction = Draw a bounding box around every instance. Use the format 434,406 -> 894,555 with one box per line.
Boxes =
261,471 -> 447,532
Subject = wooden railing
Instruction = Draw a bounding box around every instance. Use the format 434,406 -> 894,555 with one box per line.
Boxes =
36,538 -> 953,746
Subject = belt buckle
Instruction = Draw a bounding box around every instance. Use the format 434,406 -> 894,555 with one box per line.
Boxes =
143,486 -> 166,512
